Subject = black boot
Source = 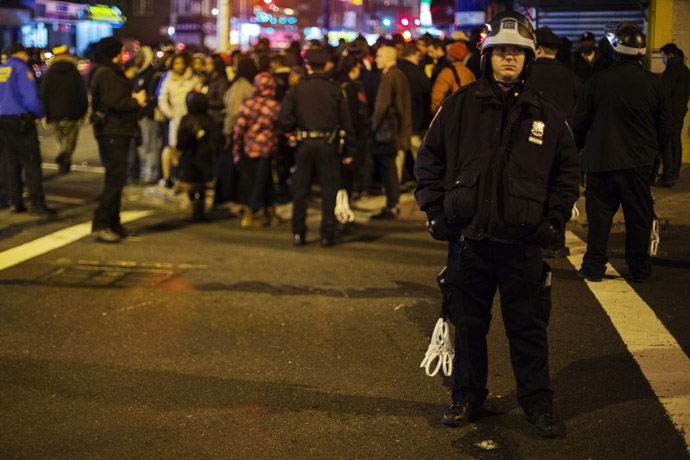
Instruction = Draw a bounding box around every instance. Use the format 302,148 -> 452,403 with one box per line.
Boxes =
56,152 -> 71,175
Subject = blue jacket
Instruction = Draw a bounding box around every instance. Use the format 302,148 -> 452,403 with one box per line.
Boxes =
0,56 -> 44,118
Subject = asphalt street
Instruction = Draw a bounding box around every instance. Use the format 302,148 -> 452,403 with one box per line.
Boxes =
1,125 -> 689,459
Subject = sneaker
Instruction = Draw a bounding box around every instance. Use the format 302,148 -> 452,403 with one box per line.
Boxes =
92,228 -> 121,243
292,232 -> 306,246
111,225 -> 134,238
528,410 -> 563,438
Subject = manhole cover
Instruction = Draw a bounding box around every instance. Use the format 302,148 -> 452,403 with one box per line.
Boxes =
41,264 -> 176,288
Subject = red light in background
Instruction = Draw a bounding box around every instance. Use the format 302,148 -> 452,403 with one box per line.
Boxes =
401,17 -> 409,26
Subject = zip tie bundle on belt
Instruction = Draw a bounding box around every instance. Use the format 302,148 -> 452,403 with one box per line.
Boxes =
420,266 -> 453,377
649,217 -> 660,256
571,203 -> 580,221
335,189 -> 355,224
420,317 -> 454,376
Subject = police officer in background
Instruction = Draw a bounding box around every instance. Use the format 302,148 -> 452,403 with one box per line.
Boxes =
415,11 -> 580,438
572,23 -> 669,283
529,29 -> 583,259
0,43 -> 56,215
278,48 -> 355,247
656,43 -> 690,187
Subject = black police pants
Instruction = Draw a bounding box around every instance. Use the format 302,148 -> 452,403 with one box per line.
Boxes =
446,237 -> 553,416
661,124 -> 683,181
291,140 -> 340,237
0,117 -> 46,207
582,167 -> 653,280
93,136 -> 130,231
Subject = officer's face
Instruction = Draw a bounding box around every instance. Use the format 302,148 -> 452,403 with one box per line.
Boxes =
661,51 -> 669,66
491,46 -> 526,83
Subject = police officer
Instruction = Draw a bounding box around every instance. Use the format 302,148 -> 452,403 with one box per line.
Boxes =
529,29 -> 583,259
0,43 -> 55,215
414,11 -> 580,438
278,48 -> 355,247
572,23 -> 669,283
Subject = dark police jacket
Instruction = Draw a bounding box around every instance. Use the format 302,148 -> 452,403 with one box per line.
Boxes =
88,61 -> 141,139
414,78 -> 580,244
529,57 -> 583,119
571,59 -> 670,173
278,72 -> 356,158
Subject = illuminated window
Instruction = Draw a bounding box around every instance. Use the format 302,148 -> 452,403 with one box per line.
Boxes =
136,0 -> 154,14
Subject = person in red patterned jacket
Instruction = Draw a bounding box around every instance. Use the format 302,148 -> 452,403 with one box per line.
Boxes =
233,72 -> 282,228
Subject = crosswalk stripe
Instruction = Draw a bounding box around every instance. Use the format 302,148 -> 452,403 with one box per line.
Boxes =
566,230 -> 690,453
0,211 -> 152,272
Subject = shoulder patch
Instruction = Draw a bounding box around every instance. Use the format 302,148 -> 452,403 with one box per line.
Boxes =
26,71 -> 34,82
0,67 -> 12,82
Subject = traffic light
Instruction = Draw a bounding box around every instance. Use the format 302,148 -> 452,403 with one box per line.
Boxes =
400,17 -> 409,26
382,17 -> 392,27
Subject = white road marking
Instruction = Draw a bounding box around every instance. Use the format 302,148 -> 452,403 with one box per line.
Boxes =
566,230 -> 690,452
0,211 -> 152,272
42,162 -> 105,174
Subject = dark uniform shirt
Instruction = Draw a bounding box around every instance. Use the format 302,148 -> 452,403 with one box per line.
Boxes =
278,72 -> 355,157
529,57 -> 583,119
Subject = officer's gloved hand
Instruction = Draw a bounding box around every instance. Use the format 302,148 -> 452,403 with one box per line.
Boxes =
427,212 -> 449,241
530,219 -> 558,248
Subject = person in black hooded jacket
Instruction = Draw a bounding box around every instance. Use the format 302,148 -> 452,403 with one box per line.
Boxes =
42,45 -> 88,174
177,90 -> 222,220
88,36 -> 147,242
655,43 -> 690,186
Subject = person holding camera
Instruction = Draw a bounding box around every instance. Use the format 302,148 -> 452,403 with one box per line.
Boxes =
88,36 -> 146,242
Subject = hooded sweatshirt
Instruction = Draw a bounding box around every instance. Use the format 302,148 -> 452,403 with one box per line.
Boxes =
232,72 -> 281,160
42,54 -> 88,122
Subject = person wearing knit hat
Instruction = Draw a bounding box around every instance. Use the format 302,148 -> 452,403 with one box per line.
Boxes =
42,43 -> 88,174
88,35 -> 147,242
430,41 -> 476,113
447,41 -> 468,61
98,36 -> 124,60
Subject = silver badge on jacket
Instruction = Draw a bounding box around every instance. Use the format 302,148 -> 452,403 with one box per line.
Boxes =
529,121 -> 545,145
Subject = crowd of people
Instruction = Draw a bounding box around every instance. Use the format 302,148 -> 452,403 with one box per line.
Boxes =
0,23 -> 688,245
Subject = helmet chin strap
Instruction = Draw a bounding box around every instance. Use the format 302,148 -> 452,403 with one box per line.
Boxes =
494,76 -> 523,88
